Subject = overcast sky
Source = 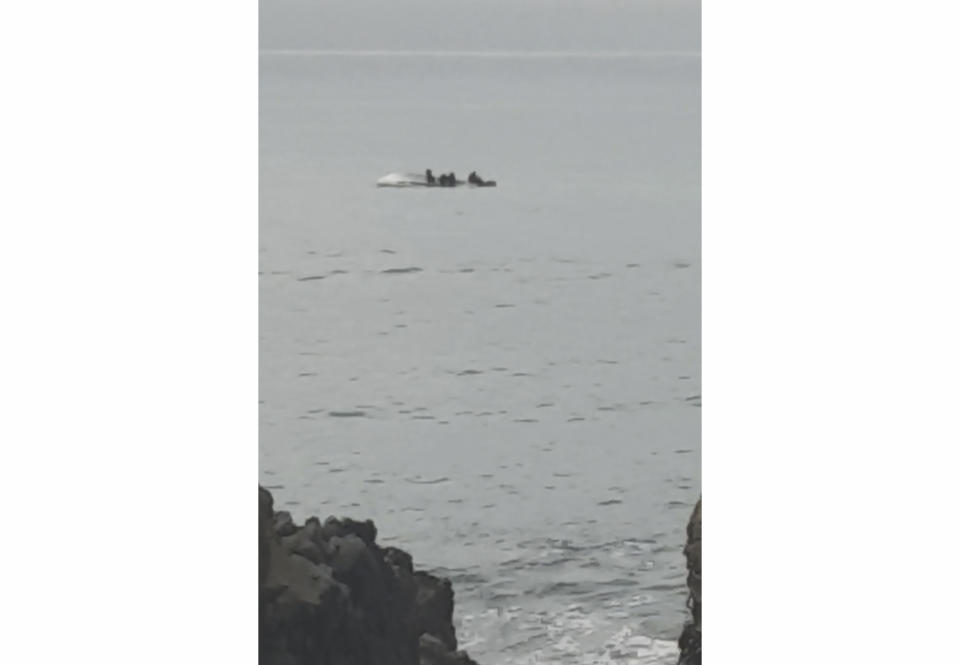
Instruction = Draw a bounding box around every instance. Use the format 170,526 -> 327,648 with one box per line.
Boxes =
260,1 -> 700,53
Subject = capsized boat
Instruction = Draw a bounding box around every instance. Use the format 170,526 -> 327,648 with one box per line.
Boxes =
376,172 -> 497,188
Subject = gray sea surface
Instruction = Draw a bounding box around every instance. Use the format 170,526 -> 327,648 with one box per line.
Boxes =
260,49 -> 700,665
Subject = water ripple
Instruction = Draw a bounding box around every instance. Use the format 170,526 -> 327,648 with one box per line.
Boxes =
328,410 -> 367,418
381,266 -> 423,274
404,476 -> 451,485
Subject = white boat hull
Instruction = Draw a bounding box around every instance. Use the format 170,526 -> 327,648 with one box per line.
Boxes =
376,172 -> 497,188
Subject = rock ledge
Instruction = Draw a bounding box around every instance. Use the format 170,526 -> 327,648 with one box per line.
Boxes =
677,497 -> 701,665
259,486 -> 479,665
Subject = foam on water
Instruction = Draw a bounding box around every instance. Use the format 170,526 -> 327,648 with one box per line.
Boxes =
458,605 -> 678,665
377,172 -> 428,187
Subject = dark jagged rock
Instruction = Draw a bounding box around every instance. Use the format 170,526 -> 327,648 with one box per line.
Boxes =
677,497 -> 702,665
275,511 -> 297,538
321,517 -> 378,548
282,528 -> 327,566
260,486 -> 275,586
259,486 -> 479,665
383,547 -> 414,575
413,572 -> 457,652
418,634 -> 480,665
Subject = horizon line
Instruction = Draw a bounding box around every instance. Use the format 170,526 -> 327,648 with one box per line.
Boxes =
259,49 -> 701,59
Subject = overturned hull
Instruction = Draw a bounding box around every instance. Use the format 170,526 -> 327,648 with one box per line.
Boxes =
376,172 -> 497,188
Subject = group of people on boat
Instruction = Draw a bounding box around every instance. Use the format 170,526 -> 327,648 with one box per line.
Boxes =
425,169 -> 490,186
425,169 -> 454,186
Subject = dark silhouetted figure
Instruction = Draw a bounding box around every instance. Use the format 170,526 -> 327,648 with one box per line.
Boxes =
426,169 -> 435,185
438,174 -> 449,186
468,171 -> 486,185
447,172 -> 456,186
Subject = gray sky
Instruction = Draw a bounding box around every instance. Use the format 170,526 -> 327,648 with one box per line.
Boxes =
260,0 -> 700,53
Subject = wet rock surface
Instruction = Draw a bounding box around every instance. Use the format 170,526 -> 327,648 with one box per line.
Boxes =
259,486 -> 479,665
677,497 -> 701,665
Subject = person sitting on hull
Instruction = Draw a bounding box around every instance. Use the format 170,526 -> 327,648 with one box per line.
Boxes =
447,172 -> 456,186
468,171 -> 486,185
438,173 -> 448,186
426,169 -> 435,185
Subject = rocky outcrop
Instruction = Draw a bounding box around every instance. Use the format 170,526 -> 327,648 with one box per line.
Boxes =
677,497 -> 701,665
259,486 -> 479,665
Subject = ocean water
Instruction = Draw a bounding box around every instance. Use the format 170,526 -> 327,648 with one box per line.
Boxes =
260,51 -> 700,664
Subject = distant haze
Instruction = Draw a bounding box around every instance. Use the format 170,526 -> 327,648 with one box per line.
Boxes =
260,0 -> 701,53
